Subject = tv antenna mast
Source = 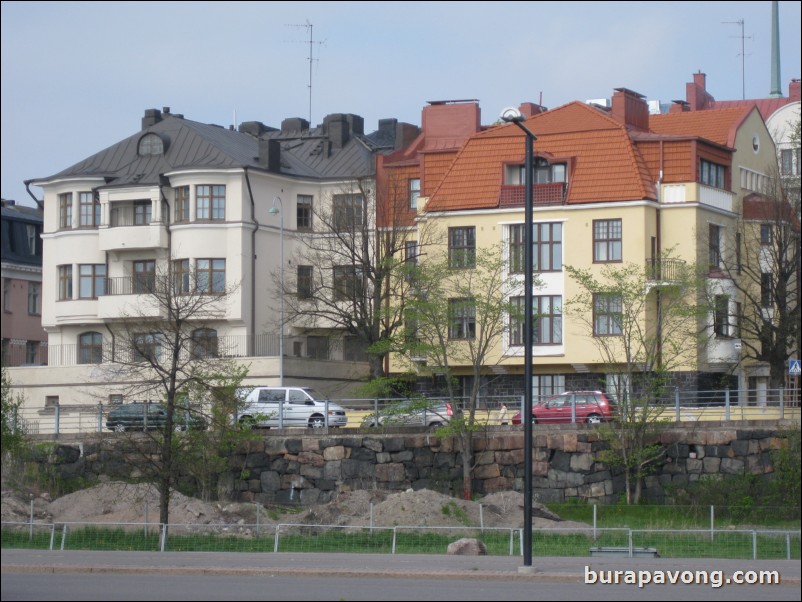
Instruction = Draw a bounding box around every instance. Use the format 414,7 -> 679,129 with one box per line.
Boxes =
286,20 -> 325,124
722,18 -> 751,100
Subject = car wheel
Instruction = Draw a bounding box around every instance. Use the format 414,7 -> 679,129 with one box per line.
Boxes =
308,416 -> 326,429
238,416 -> 256,430
114,423 -> 126,433
427,421 -> 444,431
175,424 -> 188,432
586,414 -> 602,425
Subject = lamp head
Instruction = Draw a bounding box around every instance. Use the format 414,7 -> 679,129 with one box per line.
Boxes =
500,106 -> 524,123
268,207 -> 280,216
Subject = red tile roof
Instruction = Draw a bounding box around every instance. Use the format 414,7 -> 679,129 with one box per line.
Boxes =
425,102 -> 656,212
649,106 -> 755,147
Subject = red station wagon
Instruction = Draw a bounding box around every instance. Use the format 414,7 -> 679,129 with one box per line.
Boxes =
511,391 -> 615,425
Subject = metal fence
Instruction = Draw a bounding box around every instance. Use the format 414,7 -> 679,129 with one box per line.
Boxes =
10,388 -> 800,436
2,520 -> 798,559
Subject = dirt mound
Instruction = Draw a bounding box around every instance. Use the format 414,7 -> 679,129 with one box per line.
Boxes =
3,481 -> 585,530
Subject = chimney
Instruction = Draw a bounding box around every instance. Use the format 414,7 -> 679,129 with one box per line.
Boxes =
669,100 -> 691,114
395,122 -> 420,150
611,88 -> 648,130
142,108 -> 162,130
280,117 -> 310,133
789,79 -> 801,101
258,139 -> 281,172
239,121 -> 277,137
421,100 -> 481,144
323,113 -> 359,149
686,71 -> 715,111
518,102 -> 547,118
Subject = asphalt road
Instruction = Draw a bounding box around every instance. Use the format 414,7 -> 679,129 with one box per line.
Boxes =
2,549 -> 800,601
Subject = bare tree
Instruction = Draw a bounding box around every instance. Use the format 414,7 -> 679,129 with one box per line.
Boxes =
279,174 -> 435,381
565,255 -> 711,503
96,266 -> 249,524
712,146 -> 801,391
400,245 -> 521,499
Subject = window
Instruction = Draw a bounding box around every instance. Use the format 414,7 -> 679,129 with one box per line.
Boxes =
307,335 -> 329,359
700,159 -> 726,188
58,265 -> 73,300
133,260 -> 156,294
174,186 -> 190,223
344,336 -> 369,362
196,185 -> 226,220
134,201 -> 152,225
780,148 -> 800,176
449,227 -> 476,268
25,341 -> 38,365
333,193 -> 363,230
191,328 -> 218,359
45,396 -> 59,408
297,265 -> 313,299
507,159 -> 567,184
734,301 -> 742,338
196,259 -> 225,294
761,272 -> 772,308
3,279 -> 9,311
760,224 -> 772,245
408,178 -> 420,210
509,224 -> 524,274
593,219 -> 622,262
533,375 -> 565,400
534,223 -> 562,271
78,192 -> 100,228
709,224 -> 722,270
173,259 -> 190,294
297,194 -> 313,230
714,295 -> 730,337
404,240 -> 418,282
138,133 -> 164,156
27,283 -> 39,315
78,264 -> 106,298
404,310 -> 419,344
26,224 -> 37,255
133,333 -> 160,363
59,193 -> 72,229
78,332 -> 103,364
332,265 -> 363,301
594,294 -> 622,336
109,394 -> 123,405
510,295 -> 562,345
448,298 -> 476,339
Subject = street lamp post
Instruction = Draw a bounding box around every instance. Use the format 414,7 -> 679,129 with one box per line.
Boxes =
500,107 -> 537,569
268,196 -> 284,388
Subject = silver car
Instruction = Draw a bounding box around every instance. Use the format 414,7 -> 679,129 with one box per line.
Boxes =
238,387 -> 347,429
362,400 -> 453,430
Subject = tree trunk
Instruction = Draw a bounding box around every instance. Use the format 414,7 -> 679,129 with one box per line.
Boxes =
461,430 -> 472,500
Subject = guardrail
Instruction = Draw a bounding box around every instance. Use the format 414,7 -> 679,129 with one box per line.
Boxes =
8,389 -> 800,436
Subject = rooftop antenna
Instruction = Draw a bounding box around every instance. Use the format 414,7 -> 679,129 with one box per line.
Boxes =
722,18 -> 752,100
286,20 -> 326,124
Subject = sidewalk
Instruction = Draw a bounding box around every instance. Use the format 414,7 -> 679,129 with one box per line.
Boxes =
2,549 -> 800,584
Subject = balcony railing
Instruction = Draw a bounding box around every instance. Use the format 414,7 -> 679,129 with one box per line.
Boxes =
103,276 -> 157,296
1,341 -> 48,367
645,258 -> 687,282
499,182 -> 566,208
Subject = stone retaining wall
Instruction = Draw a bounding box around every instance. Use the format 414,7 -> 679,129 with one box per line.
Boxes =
34,424 -> 792,505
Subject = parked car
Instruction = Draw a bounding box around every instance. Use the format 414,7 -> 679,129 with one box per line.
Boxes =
362,400 -> 453,430
237,386 -> 347,429
106,402 -> 207,432
511,391 -> 615,425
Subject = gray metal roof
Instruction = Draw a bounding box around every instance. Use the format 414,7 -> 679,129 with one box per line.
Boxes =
34,109 -> 410,189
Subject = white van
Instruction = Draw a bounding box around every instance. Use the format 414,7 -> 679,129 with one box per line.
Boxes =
237,386 -> 348,429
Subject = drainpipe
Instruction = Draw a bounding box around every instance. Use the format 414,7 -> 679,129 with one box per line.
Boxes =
24,181 -> 44,210
244,168 -> 259,357
656,144 -> 664,371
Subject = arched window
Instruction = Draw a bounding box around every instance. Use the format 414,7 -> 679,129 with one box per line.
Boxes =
78,332 -> 103,364
191,328 -> 218,359
138,133 -> 165,156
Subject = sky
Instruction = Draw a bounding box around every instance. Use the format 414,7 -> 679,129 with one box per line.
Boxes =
2,1 -> 801,208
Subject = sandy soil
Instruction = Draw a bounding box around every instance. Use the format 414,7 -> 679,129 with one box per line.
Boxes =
1,480 -> 586,530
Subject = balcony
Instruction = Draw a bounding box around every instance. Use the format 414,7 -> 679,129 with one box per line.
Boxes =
661,183 -> 734,213
645,258 -> 687,283
98,207 -> 167,252
499,182 -> 566,208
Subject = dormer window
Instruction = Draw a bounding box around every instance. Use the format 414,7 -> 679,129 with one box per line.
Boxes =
138,133 -> 165,156
505,158 -> 566,185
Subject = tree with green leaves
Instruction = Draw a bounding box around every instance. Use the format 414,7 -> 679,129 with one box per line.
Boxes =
1,367 -> 27,460
399,245 -> 523,499
565,255 -> 711,504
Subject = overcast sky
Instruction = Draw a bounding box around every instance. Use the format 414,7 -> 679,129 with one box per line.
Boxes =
2,1 -> 800,208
